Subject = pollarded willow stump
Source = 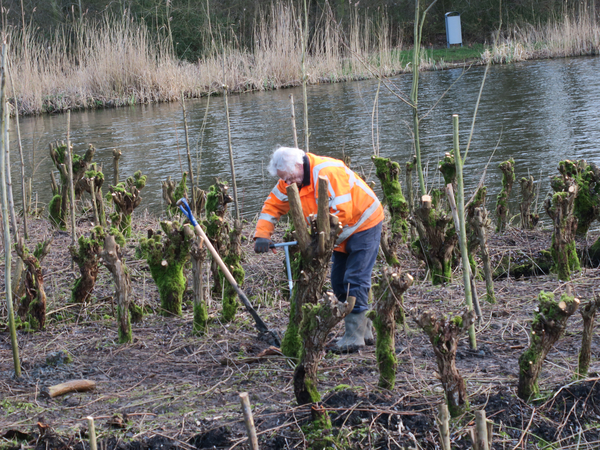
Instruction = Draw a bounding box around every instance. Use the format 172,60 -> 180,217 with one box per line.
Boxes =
545,175 -> 580,281
162,173 -> 188,217
191,238 -> 208,334
70,229 -> 102,303
112,148 -> 121,186
557,159 -> 600,236
222,219 -> 244,323
414,308 -> 476,417
80,163 -> 106,227
372,156 -> 409,266
520,175 -> 539,230
411,192 -> 457,285
473,207 -> 495,304
465,186 -> 487,278
577,296 -> 599,379
101,234 -> 135,343
518,291 -> 579,400
137,221 -> 195,316
495,158 -> 515,233
439,150 -> 457,189
281,178 -> 343,359
369,268 -> 413,390
15,238 -> 52,330
109,170 -> 147,237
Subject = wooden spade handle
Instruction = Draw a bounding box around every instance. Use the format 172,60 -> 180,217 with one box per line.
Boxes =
47,380 -> 96,398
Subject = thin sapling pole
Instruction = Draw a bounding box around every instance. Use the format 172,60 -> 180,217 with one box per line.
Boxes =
301,0 -> 309,152
112,148 -> 121,186
4,99 -> 18,243
65,111 -> 76,249
453,114 -> 477,350
223,86 -> 240,221
239,393 -> 259,450
0,42 -> 20,377
437,403 -> 451,450
290,94 -> 298,148
8,61 -> 27,239
87,417 -> 97,450
181,92 -> 196,212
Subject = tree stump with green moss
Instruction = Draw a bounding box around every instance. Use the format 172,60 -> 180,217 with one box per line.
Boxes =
281,178 -> 343,359
109,171 -> 147,237
519,175 -> 539,230
439,151 -> 457,188
413,308 -> 476,417
495,158 -> 515,233
137,221 -> 195,316
221,220 -> 244,323
577,297 -> 599,379
294,293 -> 355,406
15,238 -> 52,331
545,175 -> 580,281
80,164 -> 106,227
70,229 -> 102,303
372,156 -> 410,266
411,193 -> 457,285
101,233 -> 134,343
518,291 -> 579,400
162,173 -> 188,217
369,268 -> 413,390
191,238 -> 208,334
465,186 -> 487,279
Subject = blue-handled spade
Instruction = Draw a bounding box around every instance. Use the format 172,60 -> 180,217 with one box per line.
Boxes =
177,198 -> 280,346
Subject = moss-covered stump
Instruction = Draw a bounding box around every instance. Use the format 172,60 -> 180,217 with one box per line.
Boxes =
411,192 -> 457,285
137,221 -> 195,316
222,220 -> 244,323
80,164 -> 106,227
545,175 -> 580,281
556,159 -> 600,236
204,180 -> 233,299
162,173 -> 188,217
294,293 -> 355,405
49,141 -> 96,229
369,268 -> 413,390
495,158 -> 515,233
439,150 -> 456,188
15,239 -> 52,331
577,297 -> 600,379
519,175 -> 539,230
109,170 -> 147,237
413,308 -> 476,417
101,232 -> 134,343
517,291 -> 579,400
190,237 -> 208,335
70,229 -> 102,303
281,179 -> 342,359
372,156 -> 409,266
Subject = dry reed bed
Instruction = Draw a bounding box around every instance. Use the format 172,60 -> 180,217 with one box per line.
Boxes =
2,214 -> 600,448
6,3 -> 600,117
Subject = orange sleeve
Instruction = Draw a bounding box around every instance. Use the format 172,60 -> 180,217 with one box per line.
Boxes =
254,181 -> 291,240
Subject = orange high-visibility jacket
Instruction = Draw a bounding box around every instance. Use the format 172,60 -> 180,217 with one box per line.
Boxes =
254,153 -> 384,253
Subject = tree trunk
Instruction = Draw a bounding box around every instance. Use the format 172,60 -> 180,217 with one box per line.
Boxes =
414,308 -> 476,417
545,178 -> 580,281
495,158 -> 515,233
70,233 -> 101,303
222,219 -> 244,322
577,297 -> 599,379
101,234 -> 133,343
15,239 -> 51,330
370,269 -> 413,390
411,193 -> 457,285
473,207 -> 495,303
520,175 -> 538,229
112,148 -> 121,186
191,239 -> 208,334
518,291 -> 579,400
110,170 -> 146,237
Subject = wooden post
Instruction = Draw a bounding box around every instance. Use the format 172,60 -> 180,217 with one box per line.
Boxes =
290,94 -> 298,148
239,392 -> 259,450
87,416 -> 97,450
474,410 -> 489,450
181,92 -> 196,212
65,111 -> 76,250
0,42 -> 20,378
437,403 -> 451,450
112,148 -> 121,186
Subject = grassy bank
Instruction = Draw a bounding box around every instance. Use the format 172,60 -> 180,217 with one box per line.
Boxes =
6,3 -> 600,116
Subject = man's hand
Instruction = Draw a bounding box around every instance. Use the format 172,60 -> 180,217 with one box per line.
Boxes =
254,238 -> 273,253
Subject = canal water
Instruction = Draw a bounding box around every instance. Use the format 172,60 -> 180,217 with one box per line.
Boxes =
11,56 -> 600,221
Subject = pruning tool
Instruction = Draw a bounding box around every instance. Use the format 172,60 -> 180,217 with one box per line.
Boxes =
270,241 -> 297,296
177,198 -> 280,346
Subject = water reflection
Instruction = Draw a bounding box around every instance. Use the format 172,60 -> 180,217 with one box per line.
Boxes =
12,56 -> 600,220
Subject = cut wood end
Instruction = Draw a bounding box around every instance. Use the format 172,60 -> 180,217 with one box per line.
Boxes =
568,186 -> 575,193
422,195 -> 431,202
558,301 -> 567,310
406,273 -> 414,282
161,260 -> 168,267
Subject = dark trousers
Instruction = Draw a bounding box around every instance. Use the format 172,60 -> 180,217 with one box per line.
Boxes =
331,221 -> 382,313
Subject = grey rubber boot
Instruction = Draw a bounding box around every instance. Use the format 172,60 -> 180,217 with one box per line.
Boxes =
364,316 -> 374,346
332,311 -> 369,353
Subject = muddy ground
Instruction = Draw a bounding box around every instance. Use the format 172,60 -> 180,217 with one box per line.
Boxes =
2,213 -> 600,450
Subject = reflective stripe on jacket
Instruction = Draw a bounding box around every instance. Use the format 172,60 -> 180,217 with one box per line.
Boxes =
254,153 -> 383,253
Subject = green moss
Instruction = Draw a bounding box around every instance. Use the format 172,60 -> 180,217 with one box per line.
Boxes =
222,254 -> 244,323
193,301 -> 208,335
372,315 -> 397,390
48,194 -> 65,229
495,158 -> 515,233
451,315 -> 463,327
438,150 -> 456,186
117,304 -> 132,343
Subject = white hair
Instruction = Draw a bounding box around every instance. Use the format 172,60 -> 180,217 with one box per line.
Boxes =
267,147 -> 305,177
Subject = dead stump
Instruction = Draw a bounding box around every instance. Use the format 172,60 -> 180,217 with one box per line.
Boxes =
518,291 -> 579,400
495,158 -> 515,233
414,308 -> 476,417
70,229 -> 102,304
577,296 -> 599,379
370,268 -> 413,390
520,175 -> 539,230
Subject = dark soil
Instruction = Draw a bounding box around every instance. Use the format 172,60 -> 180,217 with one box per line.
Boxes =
2,214 -> 600,449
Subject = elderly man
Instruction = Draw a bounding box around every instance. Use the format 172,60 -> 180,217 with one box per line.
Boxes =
254,146 -> 383,351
